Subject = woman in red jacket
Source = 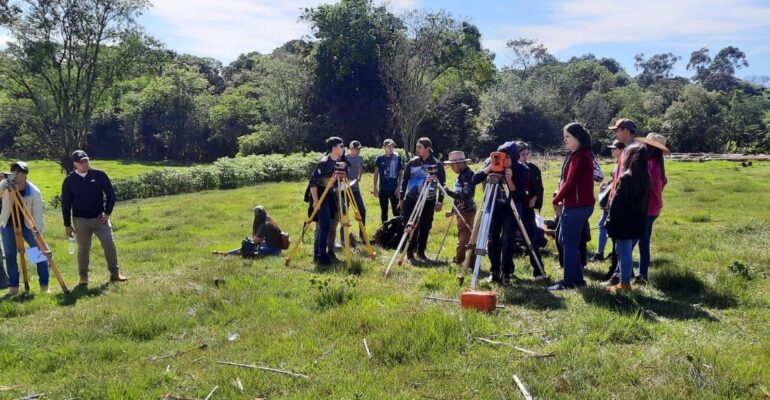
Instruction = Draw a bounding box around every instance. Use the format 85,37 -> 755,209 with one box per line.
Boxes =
635,133 -> 669,284
549,123 -> 596,290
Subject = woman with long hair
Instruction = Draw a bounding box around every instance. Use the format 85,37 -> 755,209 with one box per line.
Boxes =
213,205 -> 283,257
635,133 -> 669,284
549,123 -> 596,290
605,145 -> 650,290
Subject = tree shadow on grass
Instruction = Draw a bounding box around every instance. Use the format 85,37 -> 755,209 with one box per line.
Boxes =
56,283 -> 110,306
580,285 -> 719,322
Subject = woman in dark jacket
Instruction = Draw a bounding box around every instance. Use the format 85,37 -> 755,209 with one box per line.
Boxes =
517,141 -> 547,280
549,123 -> 596,290
605,145 -> 649,290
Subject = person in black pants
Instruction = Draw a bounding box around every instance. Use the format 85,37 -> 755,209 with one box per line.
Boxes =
373,139 -> 404,223
516,141 -> 547,280
398,137 -> 446,261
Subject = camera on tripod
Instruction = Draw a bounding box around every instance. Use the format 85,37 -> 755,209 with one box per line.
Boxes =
489,151 -> 506,173
425,165 -> 438,175
335,162 -> 347,171
1,171 -> 17,189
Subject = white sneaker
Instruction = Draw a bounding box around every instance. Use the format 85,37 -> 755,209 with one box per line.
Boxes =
39,285 -> 49,294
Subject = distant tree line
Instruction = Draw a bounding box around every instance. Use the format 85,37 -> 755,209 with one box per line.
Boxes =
0,0 -> 768,170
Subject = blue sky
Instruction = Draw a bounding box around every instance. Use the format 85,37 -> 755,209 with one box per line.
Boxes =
5,0 -> 770,79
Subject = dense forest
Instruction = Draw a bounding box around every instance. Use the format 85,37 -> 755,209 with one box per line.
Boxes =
0,0 -> 768,169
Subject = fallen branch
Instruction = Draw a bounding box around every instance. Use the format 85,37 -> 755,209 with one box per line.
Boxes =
512,375 -> 533,400
1,386 -> 22,392
760,385 -> 770,398
17,394 -> 46,400
363,338 -> 372,359
476,337 -> 554,358
216,361 -> 310,379
151,343 -> 208,361
234,377 -> 244,395
203,385 -> 218,400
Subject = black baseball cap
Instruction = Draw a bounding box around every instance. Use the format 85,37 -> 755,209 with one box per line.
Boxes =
9,160 -> 29,173
349,140 -> 362,149
72,150 -> 89,162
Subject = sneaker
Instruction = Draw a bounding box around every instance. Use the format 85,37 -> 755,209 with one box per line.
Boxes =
485,272 -> 502,284
327,252 -> 340,263
416,251 -> 428,260
590,253 -> 605,262
315,255 -> 333,266
601,274 -> 620,287
39,285 -> 49,294
110,273 -> 128,282
334,242 -> 343,251
547,282 -> 575,291
501,275 -> 512,287
609,283 -> 632,292
633,275 -> 648,285
533,275 -> 549,283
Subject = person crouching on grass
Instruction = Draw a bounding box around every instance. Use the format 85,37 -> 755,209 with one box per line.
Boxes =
213,206 -> 283,257
442,151 -> 476,265
1,161 -> 49,295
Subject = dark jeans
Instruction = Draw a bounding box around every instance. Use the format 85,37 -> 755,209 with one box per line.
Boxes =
313,197 -> 334,260
521,206 -> 545,277
488,202 -> 515,276
558,207 -> 593,286
1,224 -> 49,287
637,215 -> 658,277
378,189 -> 399,222
340,188 -> 367,240
402,195 -> 436,254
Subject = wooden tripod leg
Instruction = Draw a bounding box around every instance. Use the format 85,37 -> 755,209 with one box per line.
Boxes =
285,175 -> 338,266
343,182 -> 375,259
10,200 -> 30,292
11,190 -> 68,292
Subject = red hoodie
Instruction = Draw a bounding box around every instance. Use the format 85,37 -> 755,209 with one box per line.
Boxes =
553,149 -> 596,208
647,157 -> 667,216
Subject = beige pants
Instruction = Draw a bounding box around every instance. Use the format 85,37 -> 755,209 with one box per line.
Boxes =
73,217 -> 120,278
454,210 -> 477,264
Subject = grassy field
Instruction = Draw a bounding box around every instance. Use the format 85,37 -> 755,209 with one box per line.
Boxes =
1,158 -> 769,399
0,159 -> 190,199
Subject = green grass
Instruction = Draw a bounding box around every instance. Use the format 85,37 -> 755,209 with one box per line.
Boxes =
0,159 -> 769,399
0,158 -> 191,199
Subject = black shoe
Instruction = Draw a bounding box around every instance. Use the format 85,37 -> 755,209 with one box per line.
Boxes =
633,275 -> 648,285
315,255 -> 333,266
486,272 -> 502,284
590,253 -> 605,262
407,250 -> 416,261
416,251 -> 428,260
327,251 -> 340,263
501,275 -> 512,287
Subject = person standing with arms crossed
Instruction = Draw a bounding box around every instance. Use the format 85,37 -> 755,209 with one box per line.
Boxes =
62,150 -> 126,286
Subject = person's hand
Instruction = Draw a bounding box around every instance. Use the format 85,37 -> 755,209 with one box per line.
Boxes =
483,165 -> 492,174
65,226 -> 75,238
434,203 -> 443,212
529,197 -> 537,208
312,200 -> 318,210
99,213 -> 109,224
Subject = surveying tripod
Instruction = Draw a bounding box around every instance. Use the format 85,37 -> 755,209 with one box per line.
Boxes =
461,169 -> 547,289
285,166 -> 375,269
0,184 -> 69,293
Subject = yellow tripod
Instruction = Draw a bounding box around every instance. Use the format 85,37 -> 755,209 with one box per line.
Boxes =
0,185 -> 69,293
285,170 -> 375,268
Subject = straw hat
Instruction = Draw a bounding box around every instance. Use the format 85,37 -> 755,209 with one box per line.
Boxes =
443,151 -> 472,164
636,133 -> 670,153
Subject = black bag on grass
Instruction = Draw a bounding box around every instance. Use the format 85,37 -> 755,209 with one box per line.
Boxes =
373,216 -> 405,250
240,238 -> 257,258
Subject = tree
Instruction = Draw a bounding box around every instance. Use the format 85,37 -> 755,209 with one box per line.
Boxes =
634,52 -> 680,87
662,85 -> 725,152
687,46 -> 749,92
505,38 -> 555,78
0,0 -> 155,169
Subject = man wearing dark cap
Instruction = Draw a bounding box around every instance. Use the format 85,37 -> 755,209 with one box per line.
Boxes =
61,150 -> 126,285
471,141 -> 526,285
373,138 -> 403,223
1,161 -> 50,294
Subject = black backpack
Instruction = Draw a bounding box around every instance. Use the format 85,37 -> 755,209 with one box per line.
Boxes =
373,216 -> 405,250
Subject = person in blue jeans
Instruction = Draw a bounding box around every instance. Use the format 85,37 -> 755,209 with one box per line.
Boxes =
0,161 -> 49,295
605,144 -> 649,290
214,205 -> 283,257
516,141 -> 547,280
549,123 -> 596,291
308,137 -> 347,266
592,140 -> 625,262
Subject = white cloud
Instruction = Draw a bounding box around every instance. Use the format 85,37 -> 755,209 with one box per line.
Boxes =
146,0 -> 419,63
489,0 -> 770,54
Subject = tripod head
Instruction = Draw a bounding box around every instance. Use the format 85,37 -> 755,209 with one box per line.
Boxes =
489,151 -> 506,174
1,171 -> 17,190
425,164 -> 439,175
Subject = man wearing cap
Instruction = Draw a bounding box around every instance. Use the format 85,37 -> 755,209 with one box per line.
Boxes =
443,151 -> 476,264
373,139 -> 403,223
471,141 -> 526,285
61,150 -> 126,285
399,137 -> 446,261
1,161 -> 50,294
339,140 -> 366,244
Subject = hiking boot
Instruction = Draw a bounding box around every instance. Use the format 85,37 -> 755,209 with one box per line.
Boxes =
601,274 -> 620,287
590,253 -> 605,262
609,283 -> 632,292
110,273 -> 128,282
452,257 -> 464,265
39,285 -> 49,294
416,251 -> 428,260
78,276 -> 89,286
633,275 -> 648,286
